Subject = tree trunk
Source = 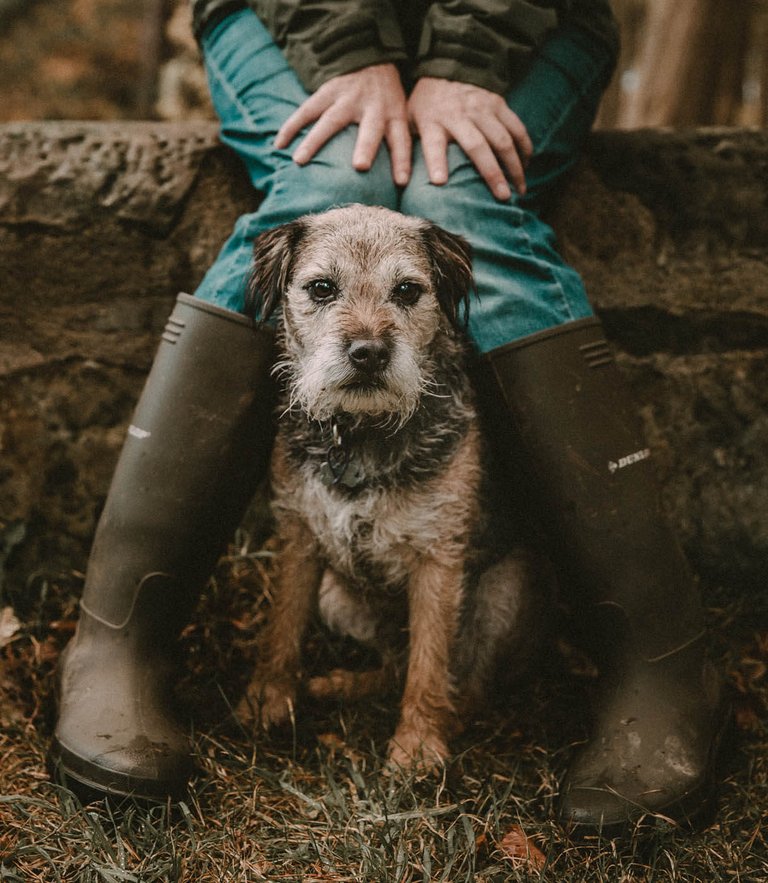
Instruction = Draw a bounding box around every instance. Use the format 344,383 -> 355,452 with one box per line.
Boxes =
619,0 -> 752,127
760,6 -> 768,125
594,0 -> 647,128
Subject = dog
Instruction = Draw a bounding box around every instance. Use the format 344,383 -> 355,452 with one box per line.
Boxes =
237,204 -> 546,769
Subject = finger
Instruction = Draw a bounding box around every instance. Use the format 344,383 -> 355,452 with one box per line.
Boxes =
352,112 -> 386,172
498,106 -> 533,164
385,117 -> 412,186
275,94 -> 329,150
292,109 -> 352,164
476,117 -> 527,195
451,121 -> 512,201
500,145 -> 526,196
417,123 -> 449,186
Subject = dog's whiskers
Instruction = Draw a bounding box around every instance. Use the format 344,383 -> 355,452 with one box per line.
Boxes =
420,384 -> 452,400
418,373 -> 453,401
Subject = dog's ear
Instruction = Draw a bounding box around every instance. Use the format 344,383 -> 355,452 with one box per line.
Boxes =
246,220 -> 306,323
421,222 -> 474,328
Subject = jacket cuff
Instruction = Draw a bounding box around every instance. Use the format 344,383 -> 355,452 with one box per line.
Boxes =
283,10 -> 408,92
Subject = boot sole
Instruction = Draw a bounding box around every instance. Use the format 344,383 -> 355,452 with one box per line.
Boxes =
48,737 -> 189,804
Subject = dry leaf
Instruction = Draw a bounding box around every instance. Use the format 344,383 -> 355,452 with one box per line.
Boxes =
317,732 -> 346,753
48,618 -> 77,636
0,606 -> 21,648
499,824 -> 547,870
733,695 -> 762,732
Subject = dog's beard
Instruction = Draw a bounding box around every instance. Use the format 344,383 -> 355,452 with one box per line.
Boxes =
274,338 -> 430,427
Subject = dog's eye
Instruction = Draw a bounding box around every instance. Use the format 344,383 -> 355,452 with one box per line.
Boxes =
305,279 -> 338,304
392,280 -> 423,307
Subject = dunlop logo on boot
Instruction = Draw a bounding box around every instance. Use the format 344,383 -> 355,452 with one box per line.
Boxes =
608,448 -> 651,473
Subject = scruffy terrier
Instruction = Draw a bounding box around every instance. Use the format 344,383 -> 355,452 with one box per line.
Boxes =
237,205 -> 544,769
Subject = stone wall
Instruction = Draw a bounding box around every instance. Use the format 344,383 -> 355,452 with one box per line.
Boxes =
1,122 -> 767,596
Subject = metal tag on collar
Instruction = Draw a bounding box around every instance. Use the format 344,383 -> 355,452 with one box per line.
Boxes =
320,418 -> 366,489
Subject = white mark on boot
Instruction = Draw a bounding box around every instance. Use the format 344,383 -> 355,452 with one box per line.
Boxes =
608,448 -> 651,474
128,425 -> 151,440
660,735 -> 697,779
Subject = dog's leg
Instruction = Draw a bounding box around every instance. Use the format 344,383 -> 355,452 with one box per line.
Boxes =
388,556 -> 463,770
316,568 -> 380,645
453,550 -> 553,719
237,515 -> 322,729
308,568 -> 398,702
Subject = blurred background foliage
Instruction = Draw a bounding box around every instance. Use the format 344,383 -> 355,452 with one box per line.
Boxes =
0,0 -> 766,128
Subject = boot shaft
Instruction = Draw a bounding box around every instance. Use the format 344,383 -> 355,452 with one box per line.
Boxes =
483,318 -> 704,661
82,294 -> 276,629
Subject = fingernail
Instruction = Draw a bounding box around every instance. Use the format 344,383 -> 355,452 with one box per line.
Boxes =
495,183 -> 512,200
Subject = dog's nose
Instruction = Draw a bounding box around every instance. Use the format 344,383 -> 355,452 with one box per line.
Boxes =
347,338 -> 390,374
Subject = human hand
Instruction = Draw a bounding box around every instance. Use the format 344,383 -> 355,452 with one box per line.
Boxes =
407,78 -> 533,200
274,63 -> 412,186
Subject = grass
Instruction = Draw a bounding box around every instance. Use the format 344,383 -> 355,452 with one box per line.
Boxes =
1,532 -> 767,882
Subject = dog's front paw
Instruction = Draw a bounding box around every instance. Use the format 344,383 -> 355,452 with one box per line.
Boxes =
237,678 -> 296,730
387,725 -> 449,774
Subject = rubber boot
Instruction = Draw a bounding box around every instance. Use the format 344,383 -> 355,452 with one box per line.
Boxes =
51,294 -> 275,801
483,317 -> 726,834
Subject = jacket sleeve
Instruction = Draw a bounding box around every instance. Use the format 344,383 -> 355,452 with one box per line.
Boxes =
247,0 -> 409,92
415,0 -> 619,95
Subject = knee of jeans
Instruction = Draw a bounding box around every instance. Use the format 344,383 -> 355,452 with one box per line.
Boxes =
400,182 -> 443,226
400,168 -> 450,218
273,151 -> 399,215
400,169 -> 499,237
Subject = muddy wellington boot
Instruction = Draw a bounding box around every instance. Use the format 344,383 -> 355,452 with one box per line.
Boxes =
484,317 -> 727,833
51,294 -> 275,801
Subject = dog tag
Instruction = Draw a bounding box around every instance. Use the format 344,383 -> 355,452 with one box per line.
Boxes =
320,450 -> 366,489
337,456 -> 366,489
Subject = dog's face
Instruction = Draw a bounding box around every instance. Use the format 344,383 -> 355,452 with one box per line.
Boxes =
248,205 -> 473,424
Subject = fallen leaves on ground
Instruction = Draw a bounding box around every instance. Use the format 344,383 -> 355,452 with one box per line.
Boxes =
0,606 -> 21,648
498,824 -> 547,870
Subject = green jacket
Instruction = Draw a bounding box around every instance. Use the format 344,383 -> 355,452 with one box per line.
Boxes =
191,0 -> 618,96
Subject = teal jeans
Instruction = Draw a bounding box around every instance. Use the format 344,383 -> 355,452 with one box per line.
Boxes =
195,8 -> 614,352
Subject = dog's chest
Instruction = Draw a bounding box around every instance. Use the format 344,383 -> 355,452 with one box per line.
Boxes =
272,362 -> 480,592
279,466 -> 463,591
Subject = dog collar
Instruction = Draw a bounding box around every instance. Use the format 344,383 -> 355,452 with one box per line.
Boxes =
319,418 -> 367,490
